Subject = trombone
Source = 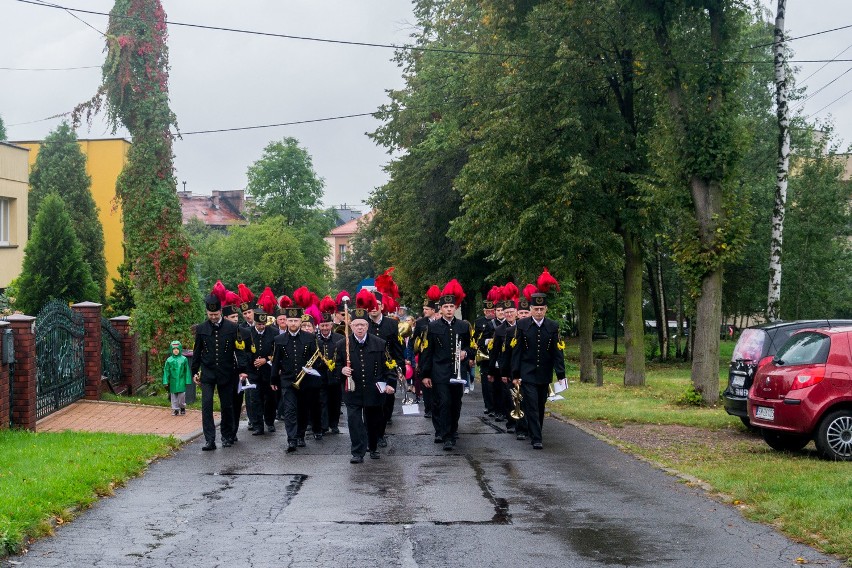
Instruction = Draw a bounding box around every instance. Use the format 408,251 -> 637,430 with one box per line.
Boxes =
293,349 -> 321,390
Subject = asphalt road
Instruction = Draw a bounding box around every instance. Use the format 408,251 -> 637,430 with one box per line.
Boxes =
5,390 -> 844,567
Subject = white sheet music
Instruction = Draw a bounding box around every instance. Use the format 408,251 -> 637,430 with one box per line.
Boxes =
376,381 -> 387,393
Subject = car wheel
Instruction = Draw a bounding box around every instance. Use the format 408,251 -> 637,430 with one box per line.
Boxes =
814,410 -> 852,461
761,429 -> 810,452
739,416 -> 753,429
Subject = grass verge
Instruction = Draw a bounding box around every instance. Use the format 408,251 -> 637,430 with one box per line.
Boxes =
102,384 -> 221,411
549,339 -> 851,563
0,430 -> 178,556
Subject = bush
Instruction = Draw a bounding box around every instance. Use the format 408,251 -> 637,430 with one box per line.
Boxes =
677,384 -> 706,407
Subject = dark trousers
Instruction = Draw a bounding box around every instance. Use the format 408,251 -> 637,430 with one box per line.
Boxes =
298,386 -> 323,435
279,386 -> 299,441
521,381 -> 549,444
326,383 -> 342,429
201,382 -> 235,444
433,382 -> 464,442
346,403 -> 384,456
492,377 -> 508,418
245,387 -> 259,428
479,364 -> 493,412
231,383 -> 244,434
319,386 -> 329,430
378,391 -> 394,437
249,382 -> 277,430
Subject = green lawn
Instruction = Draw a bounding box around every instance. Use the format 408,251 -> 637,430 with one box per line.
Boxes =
0,430 -> 178,556
549,338 -> 851,562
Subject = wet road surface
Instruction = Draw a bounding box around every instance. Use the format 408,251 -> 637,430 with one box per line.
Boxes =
5,391 -> 844,567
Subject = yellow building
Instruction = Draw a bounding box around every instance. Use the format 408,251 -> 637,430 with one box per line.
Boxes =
12,138 -> 130,293
0,142 -> 29,288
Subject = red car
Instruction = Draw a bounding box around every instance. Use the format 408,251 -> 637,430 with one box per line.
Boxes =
747,327 -> 852,461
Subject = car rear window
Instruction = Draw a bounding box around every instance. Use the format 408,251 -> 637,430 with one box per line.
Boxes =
774,332 -> 831,366
731,328 -> 766,362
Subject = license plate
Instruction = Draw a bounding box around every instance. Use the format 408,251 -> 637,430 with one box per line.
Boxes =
731,376 -> 745,388
755,406 -> 774,421
735,388 -> 748,397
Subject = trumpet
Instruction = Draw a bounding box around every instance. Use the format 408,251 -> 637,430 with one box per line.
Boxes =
450,338 -> 466,384
293,349 -> 321,390
510,381 -> 524,420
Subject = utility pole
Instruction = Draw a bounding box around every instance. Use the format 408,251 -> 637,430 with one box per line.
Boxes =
767,0 -> 789,322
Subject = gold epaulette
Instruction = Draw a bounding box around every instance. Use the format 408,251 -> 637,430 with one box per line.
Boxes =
235,338 -> 246,351
385,358 -> 396,370
557,339 -> 566,350
509,337 -> 517,348
470,338 -> 477,349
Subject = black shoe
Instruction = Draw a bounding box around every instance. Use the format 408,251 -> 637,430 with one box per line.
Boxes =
533,442 -> 543,449
369,451 -> 380,459
172,409 -> 179,416
247,425 -> 256,431
252,430 -> 265,436
451,437 -> 457,447
266,424 -> 276,433
424,412 -> 432,419
483,409 -> 490,414
297,438 -> 306,447
202,441 -> 216,451
516,434 -> 526,441
350,454 -> 364,464
488,411 -> 495,417
377,437 -> 388,448
231,436 -> 238,443
494,415 -> 505,422
434,436 -> 443,444
386,418 -> 393,426
222,439 -> 233,448
314,433 -> 323,441
506,426 -> 516,433
330,427 -> 340,434
443,440 -> 454,451
180,408 -> 186,415
287,441 -> 297,453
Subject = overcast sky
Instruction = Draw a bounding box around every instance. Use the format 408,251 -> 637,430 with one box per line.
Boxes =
1,1 -> 851,210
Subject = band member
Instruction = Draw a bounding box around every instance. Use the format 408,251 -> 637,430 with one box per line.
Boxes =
318,296 -> 345,434
474,287 -> 500,414
336,294 -> 396,463
511,270 -> 566,450
191,292 -> 238,451
415,285 -> 441,422
270,298 -> 319,453
239,299 -> 278,435
368,289 -> 404,448
500,294 -> 528,439
298,310 -> 325,440
419,279 -> 475,451
220,290 -> 245,439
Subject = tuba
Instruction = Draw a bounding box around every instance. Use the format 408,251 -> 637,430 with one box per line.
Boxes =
475,337 -> 491,363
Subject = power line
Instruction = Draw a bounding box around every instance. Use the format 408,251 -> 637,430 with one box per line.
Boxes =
750,23 -> 852,49
0,65 -> 99,71
179,112 -> 377,136
807,86 -> 852,118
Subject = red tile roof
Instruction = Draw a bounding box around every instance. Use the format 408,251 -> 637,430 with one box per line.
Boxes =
179,192 -> 247,227
330,211 -> 371,236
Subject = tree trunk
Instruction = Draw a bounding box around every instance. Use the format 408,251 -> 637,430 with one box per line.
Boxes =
622,230 -> 646,386
613,279 -> 619,355
576,270 -> 595,383
654,242 -> 669,360
767,0 -> 789,322
675,284 -> 684,358
646,259 -> 663,358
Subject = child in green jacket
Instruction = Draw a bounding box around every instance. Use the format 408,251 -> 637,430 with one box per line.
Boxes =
163,340 -> 192,415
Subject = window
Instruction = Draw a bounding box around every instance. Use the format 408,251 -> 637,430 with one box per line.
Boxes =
339,243 -> 347,261
0,199 -> 9,246
774,332 -> 831,366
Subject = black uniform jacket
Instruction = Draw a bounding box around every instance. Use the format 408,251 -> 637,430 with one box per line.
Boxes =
510,317 -> 566,384
474,315 -> 498,368
237,325 -> 277,384
369,315 -> 404,371
270,329 -> 320,389
419,317 -> 475,384
412,316 -> 429,361
316,331 -> 345,385
334,333 -> 394,407
191,318 -> 239,385
487,320 -> 512,378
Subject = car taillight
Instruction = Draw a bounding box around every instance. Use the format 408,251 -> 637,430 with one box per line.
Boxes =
758,355 -> 774,369
790,374 -> 824,390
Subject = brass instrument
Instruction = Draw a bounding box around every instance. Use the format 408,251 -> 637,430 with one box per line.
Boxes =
450,338 -> 466,384
398,320 -> 413,338
293,349 -> 321,390
510,381 -> 524,419
475,337 -> 492,363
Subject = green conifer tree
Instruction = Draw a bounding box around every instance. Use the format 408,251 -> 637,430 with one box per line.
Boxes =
28,122 -> 107,301
16,193 -> 99,315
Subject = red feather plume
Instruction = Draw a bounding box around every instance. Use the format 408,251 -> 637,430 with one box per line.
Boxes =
383,295 -> 398,314
278,295 -> 292,309
237,283 -> 255,304
211,280 -> 227,303
486,285 -> 502,303
375,267 -> 400,300
522,284 -> 537,302
335,290 -> 351,305
537,267 -> 560,293
442,279 -> 465,306
503,282 -> 519,301
223,290 -> 241,307
319,295 -> 337,314
293,286 -> 314,309
257,287 -> 276,314
426,285 -> 442,302
355,288 -> 378,311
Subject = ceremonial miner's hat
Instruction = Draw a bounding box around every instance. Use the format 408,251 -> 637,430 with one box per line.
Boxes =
253,305 -> 268,320
319,295 -> 337,323
204,293 -> 222,312
517,296 -> 531,311
354,288 -> 378,320
483,285 -> 501,310
424,284 -> 441,311
335,290 -> 351,313
350,307 -> 370,322
440,279 -> 465,306
222,290 -> 241,317
238,283 -> 255,313
530,293 -> 548,306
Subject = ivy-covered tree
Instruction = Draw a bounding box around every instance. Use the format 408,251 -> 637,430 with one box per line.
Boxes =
28,122 -> 107,300
0,115 -> 7,141
245,137 -> 325,226
74,0 -> 202,354
16,193 -> 99,315
105,256 -> 135,318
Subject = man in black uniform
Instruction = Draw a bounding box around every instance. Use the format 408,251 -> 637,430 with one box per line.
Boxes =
239,304 -> 278,435
270,302 -> 319,452
317,299 -> 345,434
191,294 -> 239,451
511,292 -> 566,450
336,302 -> 396,463
419,280 -> 475,451
474,289 -> 499,416
368,291 -> 404,448
489,297 -> 516,427
415,286 -> 441,421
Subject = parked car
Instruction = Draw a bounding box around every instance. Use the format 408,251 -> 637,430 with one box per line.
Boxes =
723,319 -> 852,427
747,327 -> 852,460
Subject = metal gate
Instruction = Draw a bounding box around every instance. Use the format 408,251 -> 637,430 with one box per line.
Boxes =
36,300 -> 86,419
101,316 -> 123,389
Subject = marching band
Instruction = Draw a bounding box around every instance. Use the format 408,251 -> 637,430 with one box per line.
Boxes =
189,268 -> 567,459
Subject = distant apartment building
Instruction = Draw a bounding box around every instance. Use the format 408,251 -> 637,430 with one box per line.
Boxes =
0,142 -> 29,288
325,210 -> 371,278
12,137 -> 130,292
